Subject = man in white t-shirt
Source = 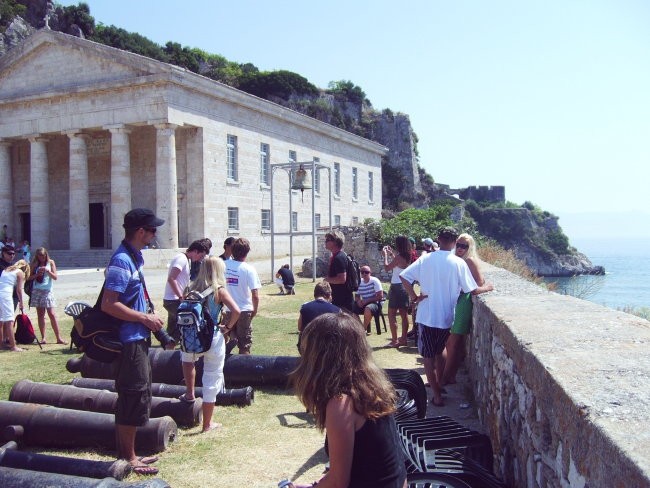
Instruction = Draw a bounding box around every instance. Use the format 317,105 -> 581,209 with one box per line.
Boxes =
400,227 -> 493,407
351,266 -> 384,334
224,238 -> 261,354
163,239 -> 209,340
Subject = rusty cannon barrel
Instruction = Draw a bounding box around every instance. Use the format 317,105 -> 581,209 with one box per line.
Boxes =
0,466 -> 170,487
0,401 -> 176,453
0,440 -> 131,480
9,380 -> 201,427
68,351 -> 299,387
71,378 -> 255,407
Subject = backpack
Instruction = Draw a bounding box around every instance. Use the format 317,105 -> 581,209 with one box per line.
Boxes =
177,288 -> 216,354
70,284 -> 130,363
345,253 -> 361,292
24,278 -> 33,297
14,313 -> 38,345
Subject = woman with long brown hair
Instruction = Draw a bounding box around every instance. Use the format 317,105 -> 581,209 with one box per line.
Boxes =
382,235 -> 413,347
290,313 -> 406,488
28,248 -> 66,344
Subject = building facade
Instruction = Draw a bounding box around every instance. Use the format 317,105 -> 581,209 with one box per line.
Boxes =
0,30 -> 385,258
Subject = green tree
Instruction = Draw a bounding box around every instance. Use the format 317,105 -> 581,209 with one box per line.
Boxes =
0,0 -> 26,30
327,80 -> 367,105
237,70 -> 319,99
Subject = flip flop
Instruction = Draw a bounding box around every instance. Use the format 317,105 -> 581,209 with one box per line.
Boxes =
131,464 -> 159,476
202,422 -> 222,433
138,455 -> 159,465
178,393 -> 195,403
430,397 -> 445,407
56,340 -> 68,345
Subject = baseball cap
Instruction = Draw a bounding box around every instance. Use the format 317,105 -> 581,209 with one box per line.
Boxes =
422,238 -> 435,247
123,208 -> 165,229
1,244 -> 15,254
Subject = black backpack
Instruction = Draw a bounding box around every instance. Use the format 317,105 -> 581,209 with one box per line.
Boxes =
345,254 -> 361,292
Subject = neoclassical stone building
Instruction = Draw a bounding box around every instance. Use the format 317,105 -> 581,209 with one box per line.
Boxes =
0,30 -> 385,258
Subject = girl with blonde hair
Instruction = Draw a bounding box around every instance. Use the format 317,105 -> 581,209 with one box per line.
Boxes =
27,247 -> 66,344
290,313 -> 406,488
0,259 -> 30,351
442,233 -> 485,385
178,256 -> 240,433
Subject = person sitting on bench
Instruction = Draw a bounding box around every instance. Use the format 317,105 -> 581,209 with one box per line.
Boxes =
351,266 -> 383,334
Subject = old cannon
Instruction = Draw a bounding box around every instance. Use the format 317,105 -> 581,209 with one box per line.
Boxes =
67,352 -> 300,387
71,378 -> 255,407
0,440 -> 131,480
0,401 -> 176,453
0,465 -> 170,487
9,380 -> 202,427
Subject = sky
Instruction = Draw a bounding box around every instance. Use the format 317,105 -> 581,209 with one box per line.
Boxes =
59,0 -> 650,241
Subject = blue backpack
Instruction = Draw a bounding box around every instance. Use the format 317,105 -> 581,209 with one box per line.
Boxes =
176,288 -> 216,354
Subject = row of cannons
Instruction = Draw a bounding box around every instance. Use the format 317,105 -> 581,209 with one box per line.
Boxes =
0,350 -> 441,487
0,351 -> 297,487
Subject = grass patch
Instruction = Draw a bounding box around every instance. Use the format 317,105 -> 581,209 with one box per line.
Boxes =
0,277 -> 420,487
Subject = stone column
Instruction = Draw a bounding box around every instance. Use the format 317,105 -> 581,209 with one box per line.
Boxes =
155,124 -> 178,249
29,136 -> 49,249
107,125 -> 132,249
66,131 -> 90,250
0,142 -> 12,230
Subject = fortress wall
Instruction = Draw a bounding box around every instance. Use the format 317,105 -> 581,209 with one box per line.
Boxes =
469,265 -> 650,487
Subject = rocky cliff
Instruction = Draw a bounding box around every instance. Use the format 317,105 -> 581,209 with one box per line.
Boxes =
463,204 -> 604,276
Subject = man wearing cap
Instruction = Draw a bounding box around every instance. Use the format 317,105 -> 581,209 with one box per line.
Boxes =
422,237 -> 439,255
400,226 -> 493,407
101,208 -> 165,475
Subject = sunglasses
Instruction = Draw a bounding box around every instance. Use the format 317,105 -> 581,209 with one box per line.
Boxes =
3,251 -> 15,256
456,243 -> 469,250
360,270 -> 371,275
143,227 -> 157,234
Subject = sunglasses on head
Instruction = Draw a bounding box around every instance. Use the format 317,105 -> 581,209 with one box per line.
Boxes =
456,243 -> 469,250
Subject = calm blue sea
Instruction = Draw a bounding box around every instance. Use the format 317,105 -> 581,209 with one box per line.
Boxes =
544,238 -> 650,311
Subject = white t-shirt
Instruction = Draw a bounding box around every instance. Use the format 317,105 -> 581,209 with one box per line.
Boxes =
357,275 -> 382,301
400,250 -> 477,329
163,253 -> 190,300
225,259 -> 261,311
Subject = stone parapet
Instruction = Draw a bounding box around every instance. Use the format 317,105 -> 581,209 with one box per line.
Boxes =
470,265 -> 650,487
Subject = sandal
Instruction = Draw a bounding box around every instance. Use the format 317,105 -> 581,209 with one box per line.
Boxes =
202,422 -> 222,433
56,339 -> 68,345
386,340 -> 400,348
131,464 -> 159,476
138,455 -> 159,465
178,393 -> 195,403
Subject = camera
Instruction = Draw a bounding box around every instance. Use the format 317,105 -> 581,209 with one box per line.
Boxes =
153,329 -> 176,350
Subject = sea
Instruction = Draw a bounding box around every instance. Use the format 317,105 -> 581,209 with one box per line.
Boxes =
543,238 -> 650,312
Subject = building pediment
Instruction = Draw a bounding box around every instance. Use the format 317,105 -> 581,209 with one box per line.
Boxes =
0,29 -> 174,101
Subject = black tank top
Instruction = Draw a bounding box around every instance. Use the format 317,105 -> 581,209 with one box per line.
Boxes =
325,414 -> 406,488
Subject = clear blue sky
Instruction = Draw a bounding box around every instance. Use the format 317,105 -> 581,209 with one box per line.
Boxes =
60,0 -> 650,241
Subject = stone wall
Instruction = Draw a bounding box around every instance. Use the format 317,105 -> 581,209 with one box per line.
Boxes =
469,265 -> 650,487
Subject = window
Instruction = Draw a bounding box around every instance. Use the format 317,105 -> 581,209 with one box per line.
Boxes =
260,143 -> 270,186
352,167 -> 358,200
227,207 -> 239,230
352,216 -> 359,225
227,135 -> 238,181
334,215 -> 341,226
313,157 -> 320,193
291,211 -> 298,231
314,213 -> 321,229
334,162 -> 340,196
261,209 -> 271,231
368,171 -> 374,202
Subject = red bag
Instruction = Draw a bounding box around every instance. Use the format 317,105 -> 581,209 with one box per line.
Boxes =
14,314 -> 41,348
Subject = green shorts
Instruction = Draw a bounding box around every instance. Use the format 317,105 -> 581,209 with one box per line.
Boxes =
450,293 -> 473,335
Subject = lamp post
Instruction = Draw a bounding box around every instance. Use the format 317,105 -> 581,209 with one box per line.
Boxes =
269,160 -> 332,283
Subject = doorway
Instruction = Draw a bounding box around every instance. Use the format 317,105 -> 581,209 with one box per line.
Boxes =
19,213 -> 30,244
89,203 -> 105,248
